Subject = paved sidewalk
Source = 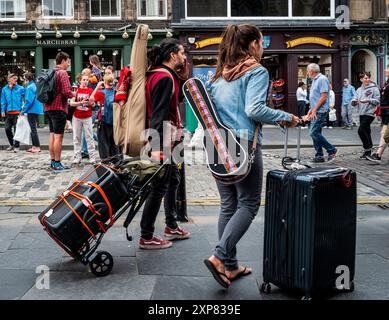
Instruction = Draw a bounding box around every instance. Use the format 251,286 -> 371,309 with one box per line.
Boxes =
0,204 -> 388,300
0,146 -> 387,204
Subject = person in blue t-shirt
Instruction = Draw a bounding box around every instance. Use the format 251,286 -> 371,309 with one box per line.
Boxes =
303,63 -> 337,163
91,74 -> 121,161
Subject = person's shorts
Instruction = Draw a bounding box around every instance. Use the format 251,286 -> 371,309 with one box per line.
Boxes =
45,110 -> 67,134
381,114 -> 389,126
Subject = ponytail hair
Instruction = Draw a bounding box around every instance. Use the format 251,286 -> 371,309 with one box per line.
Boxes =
213,24 -> 262,82
148,38 -> 181,69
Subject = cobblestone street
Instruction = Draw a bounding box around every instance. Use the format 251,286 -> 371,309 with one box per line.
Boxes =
0,144 -> 388,204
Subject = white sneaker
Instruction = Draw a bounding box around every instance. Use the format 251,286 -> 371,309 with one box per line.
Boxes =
89,158 -> 96,165
72,157 -> 81,165
328,126 -> 333,129
13,147 -> 20,153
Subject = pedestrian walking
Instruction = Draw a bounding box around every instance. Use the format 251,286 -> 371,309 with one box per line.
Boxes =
91,74 -> 121,161
324,84 -> 336,128
296,81 -> 308,128
44,51 -> 75,172
303,63 -> 337,163
69,74 -> 97,165
366,65 -> 389,163
1,73 -> 25,152
342,78 -> 356,129
204,24 -> 299,288
352,72 -> 380,159
22,72 -> 43,153
138,38 -> 191,250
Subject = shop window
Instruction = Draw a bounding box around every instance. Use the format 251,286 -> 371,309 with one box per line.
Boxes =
298,55 -> 332,84
186,0 -> 227,17
90,0 -> 120,19
231,0 -> 288,17
137,0 -> 167,19
0,0 -> 26,20
292,0 -> 331,17
0,49 -> 35,88
186,0 -> 334,18
42,0 -> 73,18
82,49 -> 122,78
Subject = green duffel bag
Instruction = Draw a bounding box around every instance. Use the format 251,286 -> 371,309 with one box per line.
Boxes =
118,159 -> 166,183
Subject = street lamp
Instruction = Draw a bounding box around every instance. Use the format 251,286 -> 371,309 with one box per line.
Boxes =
11,28 -> 17,40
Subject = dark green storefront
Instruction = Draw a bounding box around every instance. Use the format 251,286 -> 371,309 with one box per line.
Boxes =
0,31 -> 166,126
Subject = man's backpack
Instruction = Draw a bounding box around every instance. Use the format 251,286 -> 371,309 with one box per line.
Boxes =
36,69 -> 56,104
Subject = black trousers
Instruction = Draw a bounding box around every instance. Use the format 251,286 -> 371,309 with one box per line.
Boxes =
97,121 -> 121,161
358,115 -> 375,150
140,163 -> 181,239
5,114 -> 20,148
27,113 -> 40,147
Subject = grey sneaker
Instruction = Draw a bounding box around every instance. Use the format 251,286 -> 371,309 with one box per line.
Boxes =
5,146 -> 13,151
13,147 -> 20,153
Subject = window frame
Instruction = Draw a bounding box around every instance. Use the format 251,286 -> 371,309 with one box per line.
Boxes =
185,0 -> 335,20
41,0 -> 74,20
89,0 -> 121,21
137,0 -> 168,20
0,0 -> 26,21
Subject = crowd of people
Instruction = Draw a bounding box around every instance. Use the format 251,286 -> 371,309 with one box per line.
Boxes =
0,23 -> 388,289
296,66 -> 389,163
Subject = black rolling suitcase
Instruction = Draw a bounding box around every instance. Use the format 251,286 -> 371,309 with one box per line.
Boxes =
261,127 -> 357,299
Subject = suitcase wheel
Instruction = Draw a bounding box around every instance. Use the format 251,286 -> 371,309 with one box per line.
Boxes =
301,296 -> 312,301
89,251 -> 114,277
260,282 -> 271,294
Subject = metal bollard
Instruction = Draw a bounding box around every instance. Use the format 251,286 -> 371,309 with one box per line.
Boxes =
176,161 -> 189,222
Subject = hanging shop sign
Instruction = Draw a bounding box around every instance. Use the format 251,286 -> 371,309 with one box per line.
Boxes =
194,37 -> 223,49
286,37 -> 333,48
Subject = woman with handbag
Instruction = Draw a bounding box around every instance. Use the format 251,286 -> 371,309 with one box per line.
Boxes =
203,24 -> 299,288
366,65 -> 389,163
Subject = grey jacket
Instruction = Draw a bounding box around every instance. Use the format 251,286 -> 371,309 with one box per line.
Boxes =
354,82 -> 380,117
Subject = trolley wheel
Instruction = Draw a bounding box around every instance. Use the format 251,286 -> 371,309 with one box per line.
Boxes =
301,296 -> 312,301
89,251 -> 113,277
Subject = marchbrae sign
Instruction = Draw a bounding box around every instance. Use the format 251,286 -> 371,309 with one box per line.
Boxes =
36,39 -> 78,46
194,37 -> 223,49
286,37 -> 333,48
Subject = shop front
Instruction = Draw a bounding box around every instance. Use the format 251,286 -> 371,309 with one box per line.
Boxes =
0,31 -> 167,86
179,28 -> 349,122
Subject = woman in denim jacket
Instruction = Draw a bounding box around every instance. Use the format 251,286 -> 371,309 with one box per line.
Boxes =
204,24 -> 299,288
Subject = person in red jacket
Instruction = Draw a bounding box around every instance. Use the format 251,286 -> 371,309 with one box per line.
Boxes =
139,38 -> 190,250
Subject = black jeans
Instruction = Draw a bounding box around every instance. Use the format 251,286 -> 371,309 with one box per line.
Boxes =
358,115 -> 375,150
27,113 -> 40,147
140,163 -> 180,240
5,114 -> 20,148
97,121 -> 121,161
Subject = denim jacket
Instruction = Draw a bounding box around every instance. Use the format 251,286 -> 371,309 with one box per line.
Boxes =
209,66 -> 292,144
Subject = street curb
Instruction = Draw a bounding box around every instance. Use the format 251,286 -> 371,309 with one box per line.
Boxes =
0,197 -> 388,207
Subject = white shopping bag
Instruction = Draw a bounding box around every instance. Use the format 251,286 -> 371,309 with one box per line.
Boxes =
14,115 -> 31,145
188,124 -> 204,148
